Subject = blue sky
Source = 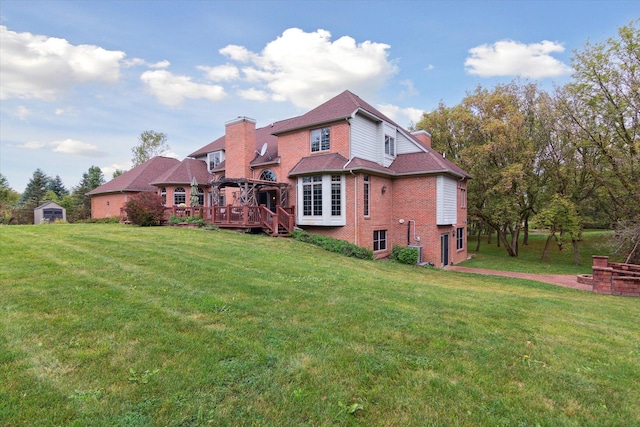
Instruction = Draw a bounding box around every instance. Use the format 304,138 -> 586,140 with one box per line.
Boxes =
1,0 -> 637,192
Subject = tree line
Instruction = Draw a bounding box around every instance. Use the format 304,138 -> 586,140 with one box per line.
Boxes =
0,130 -> 170,224
413,21 -> 639,263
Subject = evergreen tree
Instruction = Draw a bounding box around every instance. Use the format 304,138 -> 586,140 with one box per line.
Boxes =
71,166 -> 105,220
47,175 -> 69,199
19,169 -> 50,206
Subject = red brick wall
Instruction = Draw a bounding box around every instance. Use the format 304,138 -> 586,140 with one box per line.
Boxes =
91,193 -> 130,218
225,117 -> 256,179
277,121 -> 351,210
591,256 -> 640,296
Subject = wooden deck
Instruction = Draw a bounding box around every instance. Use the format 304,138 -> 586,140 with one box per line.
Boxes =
163,205 -> 295,236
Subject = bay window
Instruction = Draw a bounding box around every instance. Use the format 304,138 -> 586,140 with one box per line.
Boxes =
297,174 -> 345,225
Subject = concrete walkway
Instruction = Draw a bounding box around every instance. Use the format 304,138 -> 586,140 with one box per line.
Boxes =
446,265 -> 593,292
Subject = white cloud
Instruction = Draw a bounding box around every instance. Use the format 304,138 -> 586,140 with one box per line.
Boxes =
15,105 -> 32,120
101,162 -> 132,178
0,25 -> 126,100
51,139 -> 107,156
238,88 -> 269,102
124,58 -> 170,69
140,69 -> 227,106
17,138 -> 107,156
19,140 -> 47,149
377,104 -> 425,126
219,28 -> 398,108
399,80 -> 418,98
465,39 -> 571,78
219,45 -> 254,62
197,64 -> 240,82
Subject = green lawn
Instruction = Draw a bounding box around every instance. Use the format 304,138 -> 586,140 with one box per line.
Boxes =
1,224 -> 638,426
459,230 -> 618,274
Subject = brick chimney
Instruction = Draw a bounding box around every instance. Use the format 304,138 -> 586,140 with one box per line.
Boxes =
224,116 -> 256,178
411,130 -> 431,148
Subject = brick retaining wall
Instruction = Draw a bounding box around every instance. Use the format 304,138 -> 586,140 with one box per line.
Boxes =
590,256 -> 640,297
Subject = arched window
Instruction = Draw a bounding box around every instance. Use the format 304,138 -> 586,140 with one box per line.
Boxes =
174,187 -> 186,205
259,169 -> 276,182
160,187 -> 167,205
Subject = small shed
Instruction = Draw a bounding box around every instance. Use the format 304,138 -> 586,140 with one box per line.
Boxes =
34,201 -> 66,224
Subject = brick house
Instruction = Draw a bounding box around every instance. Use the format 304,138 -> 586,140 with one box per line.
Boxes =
87,156 -> 180,219
90,90 -> 470,266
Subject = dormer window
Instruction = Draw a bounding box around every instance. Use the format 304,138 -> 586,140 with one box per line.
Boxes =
385,135 -> 395,156
311,127 -> 330,152
207,151 -> 225,171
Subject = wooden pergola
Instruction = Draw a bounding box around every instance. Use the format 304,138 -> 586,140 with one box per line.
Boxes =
211,177 -> 290,208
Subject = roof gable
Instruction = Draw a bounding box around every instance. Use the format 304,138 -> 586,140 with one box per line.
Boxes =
150,158 -> 213,186
87,157 -> 180,195
273,90 -> 401,135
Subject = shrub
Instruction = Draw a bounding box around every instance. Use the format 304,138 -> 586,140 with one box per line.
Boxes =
76,217 -> 120,224
124,192 -> 165,226
390,245 -> 419,265
291,230 -> 373,260
168,215 -> 205,226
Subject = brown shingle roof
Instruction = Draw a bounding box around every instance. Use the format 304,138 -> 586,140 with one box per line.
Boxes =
390,152 -> 470,178
87,156 -> 180,195
187,90 -> 469,180
288,153 -> 350,176
273,90 -> 400,134
150,158 -> 213,186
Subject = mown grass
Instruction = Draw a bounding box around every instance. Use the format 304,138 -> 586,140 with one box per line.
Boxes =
460,230 -> 618,274
1,224 -> 638,426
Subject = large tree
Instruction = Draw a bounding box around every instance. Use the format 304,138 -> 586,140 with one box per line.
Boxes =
46,175 -> 69,199
416,81 -> 547,257
19,169 -> 50,207
557,20 -> 640,222
71,166 -> 105,220
0,173 -> 20,206
131,130 -> 170,167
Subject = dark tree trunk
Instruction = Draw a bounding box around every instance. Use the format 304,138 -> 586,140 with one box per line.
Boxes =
541,233 -> 554,261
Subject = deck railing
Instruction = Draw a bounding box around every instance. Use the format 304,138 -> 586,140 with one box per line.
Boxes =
161,204 -> 294,234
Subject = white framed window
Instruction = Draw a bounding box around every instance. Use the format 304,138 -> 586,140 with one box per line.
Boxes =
207,151 -> 225,171
385,135 -> 395,156
331,175 -> 341,216
302,176 -> 322,216
161,187 -> 166,205
174,187 -> 186,205
310,127 -> 330,152
297,174 -> 345,226
373,230 -> 387,251
456,227 -> 465,250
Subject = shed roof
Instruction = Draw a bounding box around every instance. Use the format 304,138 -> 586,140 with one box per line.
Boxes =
35,201 -> 65,210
